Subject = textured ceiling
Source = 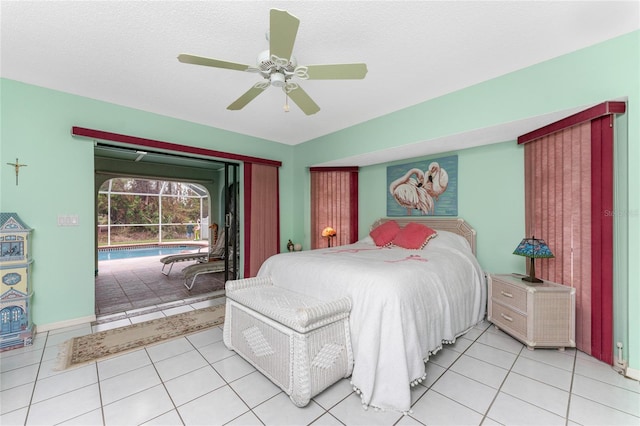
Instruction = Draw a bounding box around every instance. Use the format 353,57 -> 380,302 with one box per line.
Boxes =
2,1 -> 638,162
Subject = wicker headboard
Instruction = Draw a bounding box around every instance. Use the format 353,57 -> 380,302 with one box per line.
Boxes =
370,217 -> 477,255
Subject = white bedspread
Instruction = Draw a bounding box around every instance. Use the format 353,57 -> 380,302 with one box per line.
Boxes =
257,233 -> 486,413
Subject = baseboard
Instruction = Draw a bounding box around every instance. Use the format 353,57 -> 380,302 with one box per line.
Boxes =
625,366 -> 640,381
36,315 -> 96,333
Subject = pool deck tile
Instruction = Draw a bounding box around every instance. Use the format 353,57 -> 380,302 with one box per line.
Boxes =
95,251 -> 226,318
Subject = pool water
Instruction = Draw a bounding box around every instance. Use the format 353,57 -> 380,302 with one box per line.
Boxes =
98,245 -> 202,261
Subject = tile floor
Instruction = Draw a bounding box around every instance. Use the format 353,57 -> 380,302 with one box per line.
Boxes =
1,295 -> 638,426
95,254 -> 228,316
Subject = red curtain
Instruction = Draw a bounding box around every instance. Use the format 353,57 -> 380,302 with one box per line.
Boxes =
310,167 -> 359,249
590,115 -> 615,363
519,101 -> 624,364
244,163 -> 280,277
524,121 -> 593,353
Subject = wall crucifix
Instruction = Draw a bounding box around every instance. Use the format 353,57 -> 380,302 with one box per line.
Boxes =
6,158 -> 27,186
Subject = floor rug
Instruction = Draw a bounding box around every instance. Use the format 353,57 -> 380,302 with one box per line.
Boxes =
57,304 -> 225,370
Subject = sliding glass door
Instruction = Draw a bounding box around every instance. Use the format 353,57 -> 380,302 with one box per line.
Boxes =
224,163 -> 240,281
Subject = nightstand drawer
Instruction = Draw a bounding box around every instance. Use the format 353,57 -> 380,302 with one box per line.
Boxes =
491,302 -> 527,337
491,278 -> 527,312
488,274 -> 576,350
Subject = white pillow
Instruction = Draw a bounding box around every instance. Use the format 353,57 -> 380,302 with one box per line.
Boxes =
425,230 -> 471,252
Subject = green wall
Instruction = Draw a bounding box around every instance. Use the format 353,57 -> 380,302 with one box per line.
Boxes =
293,31 -> 639,371
357,142 -> 524,274
0,79 -> 294,326
1,31 -> 637,371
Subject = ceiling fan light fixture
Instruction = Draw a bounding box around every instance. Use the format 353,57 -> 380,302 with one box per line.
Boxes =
178,9 -> 367,115
257,50 -> 297,76
270,72 -> 286,87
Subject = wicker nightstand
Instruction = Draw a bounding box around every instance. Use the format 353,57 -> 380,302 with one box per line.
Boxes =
487,273 -> 576,350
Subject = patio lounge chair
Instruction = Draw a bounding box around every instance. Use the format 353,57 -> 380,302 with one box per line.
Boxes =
160,231 -> 226,276
182,259 -> 226,290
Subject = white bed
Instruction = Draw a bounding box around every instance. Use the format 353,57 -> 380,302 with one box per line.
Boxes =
257,217 -> 486,413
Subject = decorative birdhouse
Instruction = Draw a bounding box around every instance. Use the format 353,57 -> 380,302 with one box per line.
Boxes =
0,212 -> 35,351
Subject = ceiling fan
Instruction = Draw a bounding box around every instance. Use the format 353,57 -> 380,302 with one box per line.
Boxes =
177,9 -> 368,115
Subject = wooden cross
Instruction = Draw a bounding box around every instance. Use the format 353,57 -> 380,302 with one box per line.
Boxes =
6,158 -> 27,186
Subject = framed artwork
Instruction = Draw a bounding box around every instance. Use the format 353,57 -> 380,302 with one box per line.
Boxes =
387,155 -> 458,216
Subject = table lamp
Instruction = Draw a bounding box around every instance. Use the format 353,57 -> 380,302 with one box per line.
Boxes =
513,236 -> 554,283
322,226 -> 337,247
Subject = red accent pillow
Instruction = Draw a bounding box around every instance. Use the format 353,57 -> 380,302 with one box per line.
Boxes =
393,222 -> 438,249
369,220 -> 401,247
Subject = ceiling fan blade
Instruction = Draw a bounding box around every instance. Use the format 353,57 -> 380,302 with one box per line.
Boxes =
178,54 -> 250,71
304,63 -> 368,80
227,84 -> 268,110
269,9 -> 300,60
287,85 -> 320,115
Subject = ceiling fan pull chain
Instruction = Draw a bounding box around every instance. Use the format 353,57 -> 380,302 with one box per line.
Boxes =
283,92 -> 290,113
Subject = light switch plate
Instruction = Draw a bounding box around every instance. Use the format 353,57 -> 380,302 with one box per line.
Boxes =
57,215 -> 79,226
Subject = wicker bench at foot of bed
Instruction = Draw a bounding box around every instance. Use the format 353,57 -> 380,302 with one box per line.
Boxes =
223,276 -> 353,407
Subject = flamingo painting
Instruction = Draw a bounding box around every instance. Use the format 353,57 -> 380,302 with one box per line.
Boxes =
389,168 -> 433,215
425,162 -> 449,201
387,155 -> 457,217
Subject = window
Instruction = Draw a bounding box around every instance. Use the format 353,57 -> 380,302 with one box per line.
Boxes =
310,167 -> 359,249
518,101 -> 625,364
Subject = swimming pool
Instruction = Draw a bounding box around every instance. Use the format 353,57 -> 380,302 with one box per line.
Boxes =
98,245 -> 203,261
